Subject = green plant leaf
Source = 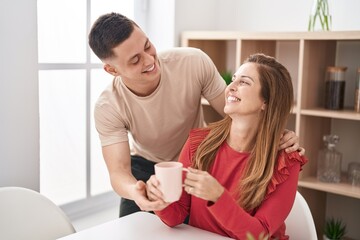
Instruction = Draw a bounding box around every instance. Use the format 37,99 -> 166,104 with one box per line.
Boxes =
308,0 -> 331,31
221,71 -> 232,85
245,232 -> 269,240
324,217 -> 347,239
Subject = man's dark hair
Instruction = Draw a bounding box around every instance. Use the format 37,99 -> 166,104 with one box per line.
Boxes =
88,12 -> 138,60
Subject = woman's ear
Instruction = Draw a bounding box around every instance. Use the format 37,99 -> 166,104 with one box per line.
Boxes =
261,102 -> 267,111
104,64 -> 120,77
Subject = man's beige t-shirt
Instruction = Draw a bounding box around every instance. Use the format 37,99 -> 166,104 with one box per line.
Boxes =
94,47 -> 226,163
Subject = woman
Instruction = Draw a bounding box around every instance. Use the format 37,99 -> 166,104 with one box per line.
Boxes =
146,53 -> 307,239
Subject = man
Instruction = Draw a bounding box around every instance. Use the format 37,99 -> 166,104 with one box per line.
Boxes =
88,12 -> 302,217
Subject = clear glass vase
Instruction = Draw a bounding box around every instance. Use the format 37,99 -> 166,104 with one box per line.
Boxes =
317,135 -> 342,183
308,0 -> 332,31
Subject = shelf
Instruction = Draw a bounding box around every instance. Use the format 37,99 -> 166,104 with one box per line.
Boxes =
299,177 -> 360,199
301,108 -> 360,121
184,30 -> 360,239
182,31 -> 360,41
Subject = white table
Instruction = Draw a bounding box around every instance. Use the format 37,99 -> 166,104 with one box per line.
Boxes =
58,211 -> 233,240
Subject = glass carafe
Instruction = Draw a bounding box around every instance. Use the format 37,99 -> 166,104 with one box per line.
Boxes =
317,135 -> 342,183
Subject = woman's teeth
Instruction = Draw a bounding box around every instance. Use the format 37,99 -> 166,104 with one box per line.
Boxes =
227,96 -> 241,102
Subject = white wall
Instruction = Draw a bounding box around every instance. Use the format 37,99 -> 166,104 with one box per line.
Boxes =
147,0 -> 176,51
216,0 -> 360,32
0,0 -> 39,191
135,0 -> 176,52
169,0 -> 360,47
174,0 -> 219,32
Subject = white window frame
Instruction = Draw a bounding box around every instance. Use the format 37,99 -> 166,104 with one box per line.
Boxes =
38,0 -> 135,218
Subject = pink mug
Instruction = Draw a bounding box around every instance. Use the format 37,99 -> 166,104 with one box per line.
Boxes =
154,162 -> 188,203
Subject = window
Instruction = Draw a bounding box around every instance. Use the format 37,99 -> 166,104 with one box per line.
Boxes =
38,0 -> 134,206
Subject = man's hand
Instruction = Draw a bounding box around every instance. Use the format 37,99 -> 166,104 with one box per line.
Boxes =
279,129 -> 305,155
133,180 -> 169,212
146,176 -> 164,202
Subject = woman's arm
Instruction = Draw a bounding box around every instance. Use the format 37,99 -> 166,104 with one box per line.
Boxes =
207,162 -> 300,239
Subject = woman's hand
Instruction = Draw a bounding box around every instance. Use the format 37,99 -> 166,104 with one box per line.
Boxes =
279,129 -> 305,155
183,168 -> 224,203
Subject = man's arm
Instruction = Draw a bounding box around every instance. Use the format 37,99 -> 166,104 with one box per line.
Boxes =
207,92 -> 226,117
102,142 -> 137,199
102,142 -> 164,211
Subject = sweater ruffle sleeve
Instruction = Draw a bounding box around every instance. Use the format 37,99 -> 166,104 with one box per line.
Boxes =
188,128 -> 210,157
265,151 -> 308,199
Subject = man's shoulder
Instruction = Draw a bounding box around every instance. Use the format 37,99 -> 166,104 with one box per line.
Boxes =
94,78 -> 123,112
159,47 -> 206,61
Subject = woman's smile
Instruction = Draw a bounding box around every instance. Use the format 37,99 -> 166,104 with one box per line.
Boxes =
227,95 -> 241,103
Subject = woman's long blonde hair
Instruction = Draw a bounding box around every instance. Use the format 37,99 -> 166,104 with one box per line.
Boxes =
192,53 -> 294,211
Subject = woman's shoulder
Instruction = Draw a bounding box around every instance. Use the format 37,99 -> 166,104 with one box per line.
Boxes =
189,128 -> 210,138
188,128 -> 210,156
278,150 -> 308,168
189,128 -> 210,145
266,150 -> 308,197
275,150 -> 308,180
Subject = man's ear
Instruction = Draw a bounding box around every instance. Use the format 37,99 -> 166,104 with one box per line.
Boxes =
104,64 -> 120,77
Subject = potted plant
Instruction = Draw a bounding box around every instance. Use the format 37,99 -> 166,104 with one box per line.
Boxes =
323,217 -> 346,240
246,232 -> 269,240
221,71 -> 233,85
308,0 -> 332,31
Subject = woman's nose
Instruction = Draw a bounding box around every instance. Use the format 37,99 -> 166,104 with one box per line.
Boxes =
229,82 -> 237,92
